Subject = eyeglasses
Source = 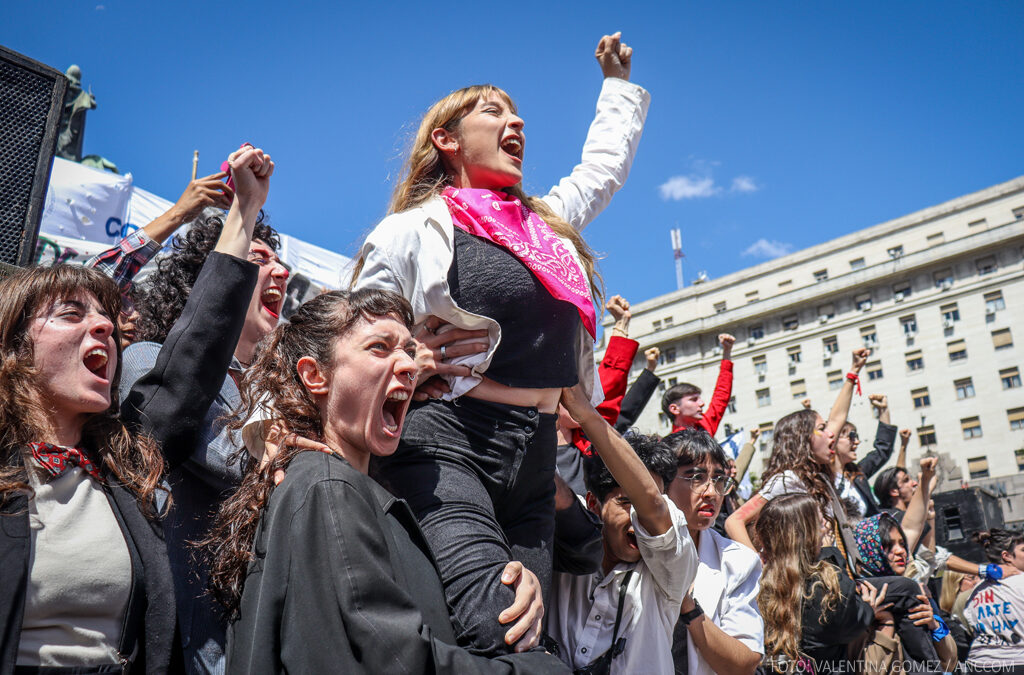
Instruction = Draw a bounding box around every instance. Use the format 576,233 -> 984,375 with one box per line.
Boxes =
843,430 -> 859,442
677,471 -> 736,496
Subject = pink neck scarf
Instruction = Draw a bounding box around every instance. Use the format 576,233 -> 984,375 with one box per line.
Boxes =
441,187 -> 596,338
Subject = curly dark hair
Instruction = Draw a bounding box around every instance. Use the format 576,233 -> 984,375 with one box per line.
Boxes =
0,265 -> 165,514
133,207 -> 280,344
200,288 -> 414,618
763,409 -> 836,529
583,432 -> 677,502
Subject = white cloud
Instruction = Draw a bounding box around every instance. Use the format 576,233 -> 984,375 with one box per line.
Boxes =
742,238 -> 792,259
659,175 -> 720,201
731,175 -> 758,193
95,4 -> 105,8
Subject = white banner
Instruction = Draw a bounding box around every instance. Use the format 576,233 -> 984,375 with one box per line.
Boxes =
37,158 -> 350,290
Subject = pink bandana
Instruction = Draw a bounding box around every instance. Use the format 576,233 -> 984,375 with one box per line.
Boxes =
441,187 -> 596,338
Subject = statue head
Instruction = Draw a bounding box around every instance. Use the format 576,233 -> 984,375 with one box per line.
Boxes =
65,65 -> 82,85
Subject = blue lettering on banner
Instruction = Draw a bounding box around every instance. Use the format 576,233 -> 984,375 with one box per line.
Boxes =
120,222 -> 140,237
105,217 -> 122,237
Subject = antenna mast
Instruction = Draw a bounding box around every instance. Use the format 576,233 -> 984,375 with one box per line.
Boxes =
670,227 -> 684,290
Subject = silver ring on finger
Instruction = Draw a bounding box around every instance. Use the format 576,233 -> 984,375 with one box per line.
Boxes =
440,344 -> 447,360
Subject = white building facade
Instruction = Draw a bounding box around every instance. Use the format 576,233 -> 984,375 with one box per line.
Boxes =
601,176 -> 1024,486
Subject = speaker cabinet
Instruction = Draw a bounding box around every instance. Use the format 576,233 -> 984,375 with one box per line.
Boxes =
933,487 -> 1005,561
0,45 -> 67,271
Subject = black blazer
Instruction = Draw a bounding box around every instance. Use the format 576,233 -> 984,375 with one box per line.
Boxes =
227,451 -> 568,674
0,253 -> 256,674
844,421 -> 897,519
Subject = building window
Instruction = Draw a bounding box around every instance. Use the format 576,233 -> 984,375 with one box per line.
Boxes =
778,279 -> 793,288
912,387 -> 931,409
1009,408 -> 1024,431
657,380 -> 666,392
727,396 -> 737,414
968,456 -> 990,479
968,218 -> 987,228
823,336 -> 839,354
757,388 -> 771,408
866,361 -> 883,381
664,316 -> 674,327
791,379 -> 807,399
961,417 -> 983,440
813,269 -> 828,283
855,294 -> 873,312
906,350 -> 924,371
664,347 -> 677,364
948,340 -> 968,362
818,303 -> 835,321
652,319 -> 662,331
893,282 -> 912,301
985,291 -> 1006,314
850,257 -> 866,271
782,315 -> 799,331
918,425 -> 937,446
926,232 -> 945,245
750,324 -> 765,340
955,377 -> 975,400
758,423 -> 774,453
658,412 -> 669,426
976,256 -> 997,276
860,325 -> 878,348
1016,449 -> 1024,471
934,269 -> 954,289
993,328 -> 1013,351
941,303 -> 960,325
668,377 -> 678,387
753,355 -> 767,376
1013,207 -> 1024,220
787,346 -> 802,364
745,290 -> 760,304
1002,367 -> 1022,389
713,301 -> 727,314
901,315 -> 918,336
828,370 -> 843,390
887,245 -> 904,258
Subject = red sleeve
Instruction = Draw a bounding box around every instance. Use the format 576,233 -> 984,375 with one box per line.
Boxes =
698,359 -> 733,435
594,335 -> 639,426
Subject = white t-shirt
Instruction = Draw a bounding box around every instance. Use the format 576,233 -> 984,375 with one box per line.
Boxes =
759,470 -> 834,518
965,573 -> 1024,667
834,474 -> 868,520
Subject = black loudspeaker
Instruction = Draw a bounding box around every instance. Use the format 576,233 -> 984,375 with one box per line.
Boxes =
0,45 -> 67,273
933,487 -> 1005,561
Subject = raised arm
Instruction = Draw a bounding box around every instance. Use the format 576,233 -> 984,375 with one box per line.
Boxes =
895,429 -> 911,470
699,333 -> 735,435
725,494 -> 766,551
541,32 -> 650,231
859,395 -> 896,478
826,348 -> 869,439
902,457 -> 937,552
560,384 -> 671,536
734,427 -> 759,484
614,347 -> 660,432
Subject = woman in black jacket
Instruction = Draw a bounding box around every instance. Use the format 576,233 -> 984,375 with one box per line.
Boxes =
756,494 -> 891,674
203,289 -> 566,674
0,146 -> 272,674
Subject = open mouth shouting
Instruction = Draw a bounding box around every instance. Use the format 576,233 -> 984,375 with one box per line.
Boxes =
380,386 -> 413,438
260,286 -> 284,319
83,346 -> 110,380
697,502 -> 717,518
500,134 -> 524,163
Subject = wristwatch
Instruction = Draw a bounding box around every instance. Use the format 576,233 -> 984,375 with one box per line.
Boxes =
680,599 -> 704,626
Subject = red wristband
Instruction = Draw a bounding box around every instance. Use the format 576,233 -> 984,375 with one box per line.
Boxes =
846,372 -> 862,396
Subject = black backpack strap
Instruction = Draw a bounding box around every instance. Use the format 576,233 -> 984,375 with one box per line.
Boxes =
609,569 -> 635,657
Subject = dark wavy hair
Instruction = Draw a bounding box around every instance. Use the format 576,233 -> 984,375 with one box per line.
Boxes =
0,265 -> 165,513
763,409 -> 835,529
200,288 -> 414,618
584,432 -> 677,502
133,207 -> 280,344
873,466 -> 906,510
974,528 -> 1024,564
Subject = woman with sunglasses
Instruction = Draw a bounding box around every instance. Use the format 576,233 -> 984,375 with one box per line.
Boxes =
664,429 -> 764,675
830,393 -> 897,520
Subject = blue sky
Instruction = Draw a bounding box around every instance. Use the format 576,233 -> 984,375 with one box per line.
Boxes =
6,1 -> 1023,305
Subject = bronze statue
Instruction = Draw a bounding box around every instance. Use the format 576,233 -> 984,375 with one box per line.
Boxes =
56,64 -> 118,173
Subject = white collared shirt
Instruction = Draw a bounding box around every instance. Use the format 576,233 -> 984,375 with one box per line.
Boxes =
549,495 -> 698,675
684,527 -> 765,675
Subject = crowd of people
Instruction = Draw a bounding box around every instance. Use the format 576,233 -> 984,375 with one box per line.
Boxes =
2,31 -> 1022,675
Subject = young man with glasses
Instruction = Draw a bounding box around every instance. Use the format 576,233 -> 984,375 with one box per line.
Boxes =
665,429 -> 763,675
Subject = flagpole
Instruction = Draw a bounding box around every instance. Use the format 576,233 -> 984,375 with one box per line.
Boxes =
191,150 -> 199,181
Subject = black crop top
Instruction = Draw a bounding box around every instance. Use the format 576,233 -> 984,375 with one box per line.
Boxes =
448,228 -> 580,389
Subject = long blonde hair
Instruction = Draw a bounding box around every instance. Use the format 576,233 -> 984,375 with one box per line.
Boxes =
353,85 -> 602,301
757,493 -> 843,667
